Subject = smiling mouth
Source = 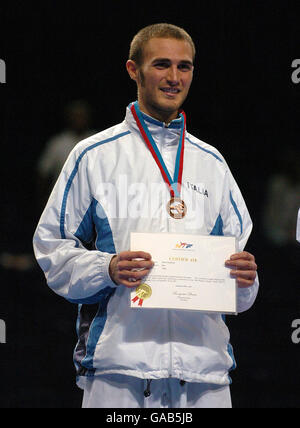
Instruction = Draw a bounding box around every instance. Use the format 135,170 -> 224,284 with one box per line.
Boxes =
160,87 -> 180,94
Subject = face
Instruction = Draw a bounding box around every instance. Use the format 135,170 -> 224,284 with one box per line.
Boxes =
127,37 -> 194,123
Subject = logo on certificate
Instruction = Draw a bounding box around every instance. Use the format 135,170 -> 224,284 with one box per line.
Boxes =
132,283 -> 152,307
175,242 -> 193,249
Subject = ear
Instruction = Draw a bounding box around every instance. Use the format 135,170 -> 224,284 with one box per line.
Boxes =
126,60 -> 139,82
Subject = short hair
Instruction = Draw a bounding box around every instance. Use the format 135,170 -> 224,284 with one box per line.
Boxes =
129,23 -> 196,67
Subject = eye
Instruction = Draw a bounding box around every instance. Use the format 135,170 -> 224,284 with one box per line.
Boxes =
178,63 -> 193,71
153,61 -> 170,69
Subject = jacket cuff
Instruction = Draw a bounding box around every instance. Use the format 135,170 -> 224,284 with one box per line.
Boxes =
103,253 -> 119,289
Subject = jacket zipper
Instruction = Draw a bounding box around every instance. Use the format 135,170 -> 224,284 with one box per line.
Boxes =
161,124 -> 174,377
168,309 -> 173,377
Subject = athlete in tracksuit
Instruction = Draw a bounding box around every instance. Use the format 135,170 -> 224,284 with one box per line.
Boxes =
33,24 -> 259,408
33,101 -> 259,406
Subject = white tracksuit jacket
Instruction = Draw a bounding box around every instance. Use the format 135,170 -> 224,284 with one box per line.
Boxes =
33,102 -> 259,388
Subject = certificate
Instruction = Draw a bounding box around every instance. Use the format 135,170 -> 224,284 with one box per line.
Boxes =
130,233 -> 237,314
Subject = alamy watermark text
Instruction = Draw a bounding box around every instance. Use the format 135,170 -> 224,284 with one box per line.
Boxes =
0,59 -> 6,84
0,319 -> 6,343
291,319 -> 300,344
291,59 -> 300,84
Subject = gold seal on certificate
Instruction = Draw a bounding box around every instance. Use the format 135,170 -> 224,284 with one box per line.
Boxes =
167,198 -> 187,219
131,283 -> 152,307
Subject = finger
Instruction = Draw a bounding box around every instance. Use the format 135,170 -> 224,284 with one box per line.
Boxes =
118,251 -> 152,261
231,269 -> 257,279
236,277 -> 256,288
118,259 -> 154,271
227,251 -> 255,262
230,269 -> 257,288
118,268 -> 152,281
226,259 -> 257,271
120,278 -> 143,289
119,273 -> 153,288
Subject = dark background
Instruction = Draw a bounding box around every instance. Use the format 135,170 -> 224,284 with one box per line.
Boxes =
0,1 -> 300,408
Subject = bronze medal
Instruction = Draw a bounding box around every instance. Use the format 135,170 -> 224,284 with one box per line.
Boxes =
167,197 -> 187,219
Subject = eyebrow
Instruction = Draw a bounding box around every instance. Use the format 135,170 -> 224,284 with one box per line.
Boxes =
152,58 -> 194,66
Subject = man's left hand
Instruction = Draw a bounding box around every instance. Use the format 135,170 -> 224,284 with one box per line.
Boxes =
225,251 -> 257,288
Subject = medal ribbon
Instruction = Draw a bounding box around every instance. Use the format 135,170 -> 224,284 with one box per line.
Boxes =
130,101 -> 186,198
131,295 -> 144,307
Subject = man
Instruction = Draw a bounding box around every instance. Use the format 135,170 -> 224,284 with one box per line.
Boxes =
33,23 -> 259,408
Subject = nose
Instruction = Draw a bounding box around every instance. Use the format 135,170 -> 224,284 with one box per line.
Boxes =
167,65 -> 179,84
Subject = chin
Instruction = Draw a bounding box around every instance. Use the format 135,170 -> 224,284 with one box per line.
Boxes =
157,99 -> 181,113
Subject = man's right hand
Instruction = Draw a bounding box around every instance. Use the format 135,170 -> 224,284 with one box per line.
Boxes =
109,251 -> 154,288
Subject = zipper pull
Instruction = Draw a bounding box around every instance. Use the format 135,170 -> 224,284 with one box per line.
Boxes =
144,379 -> 152,397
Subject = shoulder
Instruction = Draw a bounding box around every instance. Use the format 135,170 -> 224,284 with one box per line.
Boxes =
72,122 -> 131,158
185,132 -> 227,165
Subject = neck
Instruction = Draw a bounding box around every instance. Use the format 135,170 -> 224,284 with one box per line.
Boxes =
138,101 -> 178,125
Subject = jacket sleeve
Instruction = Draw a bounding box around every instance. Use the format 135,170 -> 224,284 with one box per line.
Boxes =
32,146 -> 117,304
219,168 -> 259,313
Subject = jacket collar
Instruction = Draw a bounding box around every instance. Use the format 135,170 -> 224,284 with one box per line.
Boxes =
125,101 -> 184,132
